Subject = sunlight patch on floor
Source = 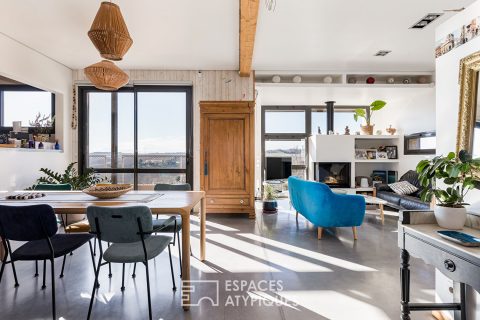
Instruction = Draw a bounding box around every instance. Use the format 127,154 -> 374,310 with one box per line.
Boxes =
207,234 -> 333,272
238,233 -> 377,272
277,290 -> 390,320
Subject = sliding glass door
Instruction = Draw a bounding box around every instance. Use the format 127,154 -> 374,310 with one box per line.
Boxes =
79,86 -> 193,190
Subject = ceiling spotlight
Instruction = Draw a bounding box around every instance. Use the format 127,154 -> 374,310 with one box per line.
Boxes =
411,13 -> 443,29
375,50 -> 391,56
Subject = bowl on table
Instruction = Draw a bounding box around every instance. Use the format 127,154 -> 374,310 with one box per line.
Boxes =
82,184 -> 133,199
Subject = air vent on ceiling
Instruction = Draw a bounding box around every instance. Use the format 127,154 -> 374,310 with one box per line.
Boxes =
375,50 -> 391,56
411,13 -> 443,29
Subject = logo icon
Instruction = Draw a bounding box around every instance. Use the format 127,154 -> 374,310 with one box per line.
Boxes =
182,280 -> 220,307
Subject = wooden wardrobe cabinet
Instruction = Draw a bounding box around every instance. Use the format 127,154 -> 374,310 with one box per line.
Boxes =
200,101 -> 255,218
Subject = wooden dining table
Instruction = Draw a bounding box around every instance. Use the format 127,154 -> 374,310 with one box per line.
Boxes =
0,190 -> 206,310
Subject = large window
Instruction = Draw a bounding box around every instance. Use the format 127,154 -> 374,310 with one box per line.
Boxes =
0,86 -> 55,130
79,86 -> 193,189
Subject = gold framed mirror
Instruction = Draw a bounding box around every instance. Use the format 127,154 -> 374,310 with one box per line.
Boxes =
456,51 -> 480,156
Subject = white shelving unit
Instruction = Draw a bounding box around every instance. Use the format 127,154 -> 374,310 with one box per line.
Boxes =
309,134 -> 400,194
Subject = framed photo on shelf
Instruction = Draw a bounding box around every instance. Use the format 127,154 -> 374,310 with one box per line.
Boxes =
355,149 -> 367,159
366,149 -> 377,160
385,145 -> 398,159
377,151 -> 388,159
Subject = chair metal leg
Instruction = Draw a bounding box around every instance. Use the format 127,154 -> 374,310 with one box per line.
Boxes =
144,261 -> 153,320
34,260 -> 39,277
88,240 -> 96,271
176,230 -> 182,278
93,238 -> 96,256
107,242 -> 112,278
167,245 -> 176,291
60,255 -> 67,278
42,260 -> 47,289
6,240 -> 19,287
0,249 -> 7,283
50,259 -> 56,320
87,256 -> 102,320
132,263 -> 136,278
121,263 -> 125,291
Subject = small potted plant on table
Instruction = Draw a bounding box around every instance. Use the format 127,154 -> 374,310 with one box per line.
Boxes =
263,184 -> 278,214
416,150 -> 480,229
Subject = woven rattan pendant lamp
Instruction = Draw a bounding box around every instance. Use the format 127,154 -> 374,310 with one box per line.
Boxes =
84,60 -> 129,91
88,1 -> 133,61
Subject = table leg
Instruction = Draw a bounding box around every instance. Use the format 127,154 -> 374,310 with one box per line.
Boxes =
181,209 -> 191,310
401,249 -> 411,320
380,203 -> 384,225
200,196 -> 206,261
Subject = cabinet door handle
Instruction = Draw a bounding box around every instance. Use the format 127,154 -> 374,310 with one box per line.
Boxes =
240,200 -> 244,204
444,259 -> 456,272
204,151 -> 208,176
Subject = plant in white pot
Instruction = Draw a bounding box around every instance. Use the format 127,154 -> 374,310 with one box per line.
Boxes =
416,151 -> 480,229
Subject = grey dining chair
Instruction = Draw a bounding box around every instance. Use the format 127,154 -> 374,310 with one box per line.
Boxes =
86,205 -> 176,320
131,183 -> 192,279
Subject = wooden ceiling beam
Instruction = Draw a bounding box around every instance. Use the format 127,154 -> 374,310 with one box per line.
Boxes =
239,0 -> 259,77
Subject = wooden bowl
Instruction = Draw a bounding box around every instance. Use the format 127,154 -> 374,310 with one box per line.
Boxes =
83,184 -> 133,199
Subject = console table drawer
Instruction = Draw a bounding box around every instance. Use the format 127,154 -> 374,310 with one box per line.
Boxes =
405,234 -> 480,292
207,197 -> 250,206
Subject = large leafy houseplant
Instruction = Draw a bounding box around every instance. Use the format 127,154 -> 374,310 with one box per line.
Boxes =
416,150 -> 480,229
353,100 -> 387,135
29,162 -> 108,190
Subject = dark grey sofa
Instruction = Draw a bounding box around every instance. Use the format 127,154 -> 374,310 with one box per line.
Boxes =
374,170 -> 430,211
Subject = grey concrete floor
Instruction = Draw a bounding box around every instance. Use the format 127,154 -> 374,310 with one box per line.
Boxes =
0,200 -> 436,320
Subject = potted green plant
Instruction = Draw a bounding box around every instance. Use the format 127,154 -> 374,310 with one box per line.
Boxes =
416,150 -> 480,229
263,184 -> 278,214
353,100 -> 387,135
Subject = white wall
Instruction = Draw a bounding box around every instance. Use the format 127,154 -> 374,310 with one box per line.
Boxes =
255,85 -> 436,189
0,33 -> 73,191
435,2 -> 480,319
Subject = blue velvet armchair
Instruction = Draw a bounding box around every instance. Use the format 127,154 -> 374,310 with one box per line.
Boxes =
288,177 -> 366,240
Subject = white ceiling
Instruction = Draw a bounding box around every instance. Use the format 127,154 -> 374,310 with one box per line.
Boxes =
0,0 -> 476,72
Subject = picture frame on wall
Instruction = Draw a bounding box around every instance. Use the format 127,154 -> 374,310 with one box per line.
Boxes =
385,145 -> 398,159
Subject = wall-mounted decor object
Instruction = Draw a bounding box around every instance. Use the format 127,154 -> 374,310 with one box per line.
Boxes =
387,77 -> 395,84
417,76 -> 427,84
402,78 -> 411,84
292,75 -> 302,83
272,75 -> 281,83
435,16 -> 480,58
84,60 -> 129,91
88,1 -> 133,61
366,77 -> 375,84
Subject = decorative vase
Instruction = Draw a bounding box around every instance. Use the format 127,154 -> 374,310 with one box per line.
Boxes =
434,205 -> 467,230
361,124 -> 374,135
263,200 -> 278,214
386,125 -> 397,135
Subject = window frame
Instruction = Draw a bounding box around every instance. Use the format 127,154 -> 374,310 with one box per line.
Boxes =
404,131 -> 436,155
0,85 -> 55,133
78,85 -> 193,189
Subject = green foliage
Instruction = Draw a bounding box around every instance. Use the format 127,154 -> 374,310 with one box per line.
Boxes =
416,150 -> 480,207
353,100 -> 387,126
263,184 -> 278,201
28,162 -> 108,190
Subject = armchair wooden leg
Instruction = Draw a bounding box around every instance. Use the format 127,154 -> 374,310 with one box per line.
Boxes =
352,227 -> 358,240
317,227 -> 323,240
296,211 -> 299,221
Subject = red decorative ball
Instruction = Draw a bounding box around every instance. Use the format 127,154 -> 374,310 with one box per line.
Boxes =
366,77 -> 375,84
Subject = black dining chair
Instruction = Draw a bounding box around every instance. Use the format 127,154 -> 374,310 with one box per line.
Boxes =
0,204 -> 95,320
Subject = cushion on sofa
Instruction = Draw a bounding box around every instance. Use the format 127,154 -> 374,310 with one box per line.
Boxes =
388,181 -> 418,195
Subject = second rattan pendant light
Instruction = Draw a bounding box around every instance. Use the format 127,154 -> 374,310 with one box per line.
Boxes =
88,1 -> 133,61
84,60 -> 129,91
